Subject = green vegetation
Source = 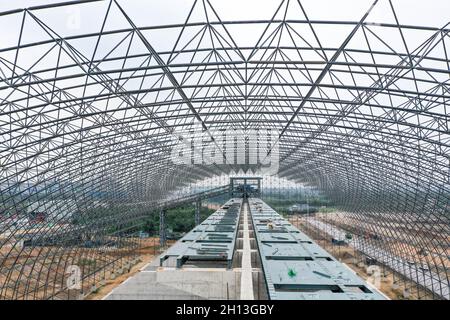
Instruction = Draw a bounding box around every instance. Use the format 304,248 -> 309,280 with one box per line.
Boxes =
142,205 -> 215,235
263,195 -> 332,207
71,203 -> 215,239
78,258 -> 97,267
263,194 -> 334,216
72,207 -> 122,225
318,206 -> 336,214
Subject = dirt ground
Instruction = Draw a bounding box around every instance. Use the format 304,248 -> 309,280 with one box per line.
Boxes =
84,256 -> 152,300
85,238 -> 175,300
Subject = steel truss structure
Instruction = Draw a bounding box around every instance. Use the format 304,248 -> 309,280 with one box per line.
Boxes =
0,0 -> 448,300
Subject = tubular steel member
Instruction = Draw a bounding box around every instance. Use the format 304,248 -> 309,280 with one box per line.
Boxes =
195,199 -> 201,226
159,208 -> 167,248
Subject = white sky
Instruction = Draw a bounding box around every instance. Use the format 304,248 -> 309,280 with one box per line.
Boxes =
0,0 -> 447,72
0,0 -> 448,86
0,0 -> 449,49
0,0 -> 449,27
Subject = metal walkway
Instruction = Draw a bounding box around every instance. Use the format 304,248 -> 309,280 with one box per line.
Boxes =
306,218 -> 449,300
106,197 -> 389,300
160,198 -> 242,269
249,198 -> 386,300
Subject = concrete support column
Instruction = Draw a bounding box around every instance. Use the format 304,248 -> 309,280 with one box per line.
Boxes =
159,208 -> 166,248
195,199 -> 201,226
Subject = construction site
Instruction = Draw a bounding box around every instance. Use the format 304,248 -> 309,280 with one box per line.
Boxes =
0,0 -> 449,302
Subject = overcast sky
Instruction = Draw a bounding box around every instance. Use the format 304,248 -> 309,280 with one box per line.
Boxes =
0,0 -> 449,27
0,0 -> 447,79
0,0 -> 449,48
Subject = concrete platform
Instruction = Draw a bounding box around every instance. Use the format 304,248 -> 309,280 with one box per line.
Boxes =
104,266 -> 242,300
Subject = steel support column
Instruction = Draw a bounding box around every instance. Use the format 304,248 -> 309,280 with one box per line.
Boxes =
159,208 -> 167,248
195,199 -> 201,226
